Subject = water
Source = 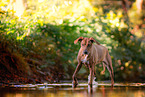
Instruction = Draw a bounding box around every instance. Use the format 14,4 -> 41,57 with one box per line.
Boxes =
0,83 -> 145,97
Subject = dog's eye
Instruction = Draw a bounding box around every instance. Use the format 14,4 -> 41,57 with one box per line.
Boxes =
82,44 -> 85,46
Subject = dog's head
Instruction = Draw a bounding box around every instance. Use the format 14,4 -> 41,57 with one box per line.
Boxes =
74,37 -> 100,55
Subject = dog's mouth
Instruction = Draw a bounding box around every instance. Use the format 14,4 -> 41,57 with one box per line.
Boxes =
81,54 -> 89,64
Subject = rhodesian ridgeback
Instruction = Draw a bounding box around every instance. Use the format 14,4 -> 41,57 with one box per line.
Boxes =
72,37 -> 114,88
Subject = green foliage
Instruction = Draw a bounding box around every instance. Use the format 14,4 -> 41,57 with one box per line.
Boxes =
99,12 -> 145,80
0,0 -> 145,82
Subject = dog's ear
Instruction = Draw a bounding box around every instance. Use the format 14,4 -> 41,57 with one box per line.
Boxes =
89,37 -> 100,45
74,37 -> 84,44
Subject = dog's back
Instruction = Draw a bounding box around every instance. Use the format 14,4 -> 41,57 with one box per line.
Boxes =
89,44 -> 108,64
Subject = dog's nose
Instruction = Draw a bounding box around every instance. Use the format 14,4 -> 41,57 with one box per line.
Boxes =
83,50 -> 88,54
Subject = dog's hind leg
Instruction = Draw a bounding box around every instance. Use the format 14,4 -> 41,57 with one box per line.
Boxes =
101,62 -> 106,75
106,52 -> 114,78
103,52 -> 114,87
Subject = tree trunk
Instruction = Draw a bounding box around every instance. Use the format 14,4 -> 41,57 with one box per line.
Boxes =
14,0 -> 26,18
121,0 -> 129,13
136,0 -> 143,13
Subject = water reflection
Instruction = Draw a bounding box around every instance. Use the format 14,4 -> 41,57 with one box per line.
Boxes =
1,86 -> 145,97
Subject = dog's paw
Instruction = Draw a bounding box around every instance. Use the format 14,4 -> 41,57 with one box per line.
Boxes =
72,81 -> 78,88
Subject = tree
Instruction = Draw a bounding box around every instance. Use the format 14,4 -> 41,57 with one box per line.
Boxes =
136,0 -> 143,13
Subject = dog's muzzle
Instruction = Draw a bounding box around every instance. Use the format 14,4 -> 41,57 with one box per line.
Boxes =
83,49 -> 88,55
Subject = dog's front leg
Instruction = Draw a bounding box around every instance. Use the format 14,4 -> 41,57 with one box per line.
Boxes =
72,62 -> 82,88
88,65 -> 94,86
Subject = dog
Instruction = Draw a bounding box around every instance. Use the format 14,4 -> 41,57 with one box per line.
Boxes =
72,37 -> 114,88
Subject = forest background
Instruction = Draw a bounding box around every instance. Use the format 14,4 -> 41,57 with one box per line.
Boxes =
0,0 -> 145,83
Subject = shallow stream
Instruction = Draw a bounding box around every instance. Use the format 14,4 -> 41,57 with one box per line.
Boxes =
0,82 -> 145,97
